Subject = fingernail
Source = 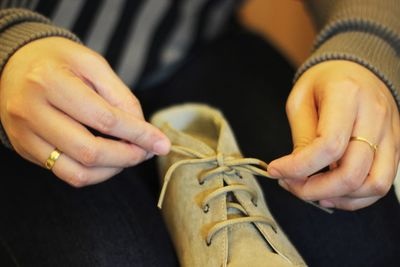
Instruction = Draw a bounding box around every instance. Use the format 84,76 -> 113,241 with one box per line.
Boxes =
278,180 -> 289,190
319,200 -> 335,208
268,167 -> 282,178
152,139 -> 170,155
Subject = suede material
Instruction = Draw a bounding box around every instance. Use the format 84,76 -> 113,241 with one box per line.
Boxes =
157,126 -> 229,267
151,104 -> 306,267
228,224 -> 294,267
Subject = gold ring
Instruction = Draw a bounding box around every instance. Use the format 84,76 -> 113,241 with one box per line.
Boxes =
350,136 -> 378,153
45,148 -> 62,170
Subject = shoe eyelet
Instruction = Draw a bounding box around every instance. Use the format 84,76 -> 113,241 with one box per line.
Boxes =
203,204 -> 210,213
198,180 -> 204,185
251,199 -> 258,207
206,240 -> 211,246
234,170 -> 243,179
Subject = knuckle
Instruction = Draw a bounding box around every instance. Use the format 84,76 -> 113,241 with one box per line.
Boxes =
343,165 -> 367,187
112,95 -> 140,112
26,61 -> 57,88
68,170 -> 91,188
371,179 -> 391,196
6,98 -> 26,120
322,134 -> 347,160
372,100 -> 389,119
86,50 -> 108,66
98,55 -> 110,67
95,109 -> 117,133
285,99 -> 293,115
131,128 -> 150,145
129,96 -> 141,110
335,78 -> 361,96
78,144 -> 100,167
285,95 -> 298,116
340,175 -> 362,192
5,128 -> 21,147
92,51 -> 106,62
12,143 -> 26,157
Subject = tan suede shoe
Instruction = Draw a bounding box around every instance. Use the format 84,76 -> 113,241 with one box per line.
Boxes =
151,104 -> 307,267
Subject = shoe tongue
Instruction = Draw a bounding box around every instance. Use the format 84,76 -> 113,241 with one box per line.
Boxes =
216,119 -> 242,156
160,123 -> 215,155
160,118 -> 242,157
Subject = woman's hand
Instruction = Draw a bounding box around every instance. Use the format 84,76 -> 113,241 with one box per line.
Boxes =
268,60 -> 400,210
0,37 -> 170,187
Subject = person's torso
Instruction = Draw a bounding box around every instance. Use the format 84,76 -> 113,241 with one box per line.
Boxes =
1,0 -> 242,89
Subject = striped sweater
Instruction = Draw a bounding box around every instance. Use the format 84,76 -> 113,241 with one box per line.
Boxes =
0,0 -> 399,149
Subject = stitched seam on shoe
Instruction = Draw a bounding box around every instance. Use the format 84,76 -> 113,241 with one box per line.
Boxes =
256,225 -> 295,266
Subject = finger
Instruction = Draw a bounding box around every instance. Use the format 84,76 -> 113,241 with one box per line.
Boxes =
390,104 -> 400,164
280,139 -> 373,200
21,130 -> 122,187
269,83 -> 357,179
268,80 -> 318,177
280,99 -> 386,201
43,71 -> 169,155
281,94 -> 389,201
29,103 -> 151,168
319,196 -> 381,211
45,68 -> 126,132
71,51 -> 144,118
2,120 -> 41,165
343,92 -> 393,198
347,134 -> 396,198
286,80 -> 318,151
11,135 -> 42,166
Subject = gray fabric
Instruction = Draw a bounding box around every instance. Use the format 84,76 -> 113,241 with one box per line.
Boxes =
116,0 -> 171,87
51,0 -> 85,30
296,0 -> 400,109
0,1 -> 399,149
85,0 -> 125,55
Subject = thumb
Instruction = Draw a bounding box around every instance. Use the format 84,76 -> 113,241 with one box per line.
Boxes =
287,79 -> 318,152
268,79 -> 318,178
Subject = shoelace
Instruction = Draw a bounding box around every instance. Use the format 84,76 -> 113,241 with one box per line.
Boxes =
157,145 -> 333,244
158,145 -> 278,245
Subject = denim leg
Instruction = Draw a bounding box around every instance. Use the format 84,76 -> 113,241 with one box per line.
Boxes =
0,146 -> 178,267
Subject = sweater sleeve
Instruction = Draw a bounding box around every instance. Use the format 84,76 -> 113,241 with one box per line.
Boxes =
296,0 -> 400,109
0,8 -> 80,149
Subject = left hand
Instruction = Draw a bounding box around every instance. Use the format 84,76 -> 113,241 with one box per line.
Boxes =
267,60 -> 400,211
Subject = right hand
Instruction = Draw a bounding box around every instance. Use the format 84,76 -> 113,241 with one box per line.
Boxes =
0,37 -> 170,187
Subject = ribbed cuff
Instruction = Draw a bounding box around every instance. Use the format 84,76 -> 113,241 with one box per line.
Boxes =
0,15 -> 80,149
295,31 -> 400,110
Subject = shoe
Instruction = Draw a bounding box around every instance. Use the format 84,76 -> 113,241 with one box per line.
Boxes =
150,104 -> 307,267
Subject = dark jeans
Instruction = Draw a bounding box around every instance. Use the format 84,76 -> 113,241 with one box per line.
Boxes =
1,26 -> 400,267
